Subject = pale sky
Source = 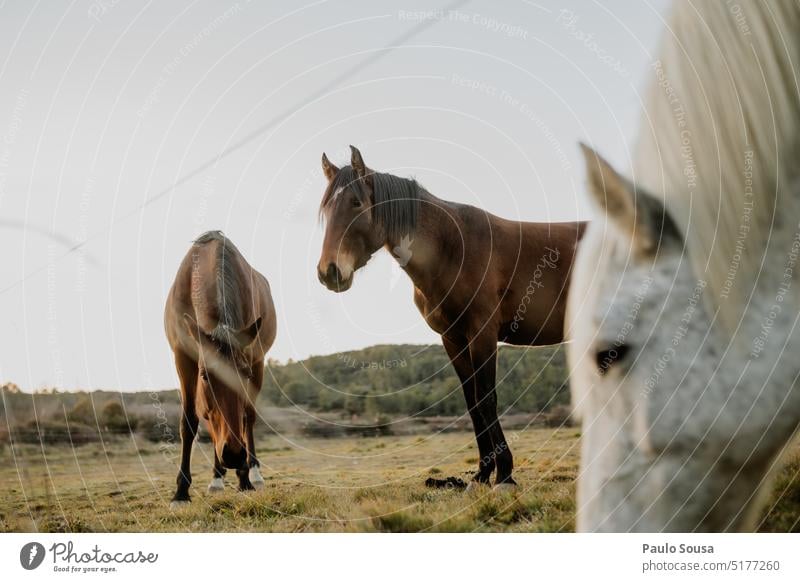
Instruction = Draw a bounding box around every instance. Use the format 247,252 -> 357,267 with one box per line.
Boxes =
0,0 -> 670,391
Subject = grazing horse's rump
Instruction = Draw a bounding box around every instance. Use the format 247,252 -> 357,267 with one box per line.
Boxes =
164,231 -> 276,506
317,146 -> 586,488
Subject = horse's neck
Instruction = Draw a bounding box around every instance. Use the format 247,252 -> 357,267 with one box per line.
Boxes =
386,190 -> 462,296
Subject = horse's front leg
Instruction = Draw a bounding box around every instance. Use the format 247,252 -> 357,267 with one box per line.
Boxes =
469,330 -> 516,490
244,404 -> 265,490
207,448 -> 226,493
172,351 -> 199,507
233,420 -> 254,492
443,334 -> 495,488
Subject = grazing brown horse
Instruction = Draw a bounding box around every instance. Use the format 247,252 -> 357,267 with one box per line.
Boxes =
165,231 -> 276,506
317,147 -> 586,489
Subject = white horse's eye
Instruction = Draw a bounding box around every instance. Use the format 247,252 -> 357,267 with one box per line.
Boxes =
596,344 -> 630,376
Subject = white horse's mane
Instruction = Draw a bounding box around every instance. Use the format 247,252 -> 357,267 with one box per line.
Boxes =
634,1 -> 800,330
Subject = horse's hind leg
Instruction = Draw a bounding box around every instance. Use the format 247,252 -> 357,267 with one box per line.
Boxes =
443,335 -> 496,486
172,350 -> 199,507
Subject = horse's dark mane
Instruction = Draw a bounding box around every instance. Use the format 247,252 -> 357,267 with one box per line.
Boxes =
193,231 -> 246,357
320,166 -> 420,241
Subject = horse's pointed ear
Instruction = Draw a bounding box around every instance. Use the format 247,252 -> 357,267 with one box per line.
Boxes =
234,317 -> 262,349
182,313 -> 200,343
580,142 -> 681,255
350,145 -> 372,187
321,152 -> 338,182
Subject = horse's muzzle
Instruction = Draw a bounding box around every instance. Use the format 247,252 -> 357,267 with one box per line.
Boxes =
318,262 -> 352,293
221,444 -> 247,469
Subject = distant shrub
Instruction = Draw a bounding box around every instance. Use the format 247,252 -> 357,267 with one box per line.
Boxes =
544,405 -> 574,428
15,420 -> 99,446
137,414 -> 179,444
344,416 -> 394,438
1,382 -> 21,394
253,421 -> 277,437
300,417 -> 393,439
301,421 -> 343,439
100,401 -> 138,434
67,397 -> 97,426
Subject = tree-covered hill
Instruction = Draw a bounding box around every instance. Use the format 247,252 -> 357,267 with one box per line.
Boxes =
1,343 -> 570,444
262,343 -> 569,417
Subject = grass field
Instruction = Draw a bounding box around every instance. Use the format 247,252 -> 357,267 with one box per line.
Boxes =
1,429 -> 799,533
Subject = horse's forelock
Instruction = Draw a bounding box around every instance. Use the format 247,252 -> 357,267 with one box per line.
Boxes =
319,166 -> 421,241
208,327 -> 249,369
318,166 -> 365,219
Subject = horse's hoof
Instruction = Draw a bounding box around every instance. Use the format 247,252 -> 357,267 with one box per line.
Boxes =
465,480 -> 489,494
169,500 -> 191,509
249,467 -> 265,491
207,478 -> 225,493
493,482 -> 518,494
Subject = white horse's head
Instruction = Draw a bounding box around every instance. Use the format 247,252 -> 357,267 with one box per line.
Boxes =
570,145 -> 800,531
571,148 -> 753,531
567,0 -> 800,533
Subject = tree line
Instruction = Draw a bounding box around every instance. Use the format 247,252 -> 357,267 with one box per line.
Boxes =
1,343 -> 570,445
262,343 -> 569,418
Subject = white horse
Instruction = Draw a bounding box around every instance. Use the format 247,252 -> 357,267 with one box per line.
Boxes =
568,1 -> 800,531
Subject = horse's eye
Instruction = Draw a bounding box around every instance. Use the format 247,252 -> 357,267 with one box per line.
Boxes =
352,196 -> 363,208
200,369 -> 209,382
596,344 -> 630,375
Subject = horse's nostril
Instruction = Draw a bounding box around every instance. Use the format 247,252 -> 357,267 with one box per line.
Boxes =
326,263 -> 341,284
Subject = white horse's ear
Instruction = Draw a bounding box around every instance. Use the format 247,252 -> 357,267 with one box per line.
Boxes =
579,143 -> 682,255
321,152 -> 338,182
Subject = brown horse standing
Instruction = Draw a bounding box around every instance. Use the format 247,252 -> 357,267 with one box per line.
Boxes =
317,147 -> 585,489
165,231 -> 276,506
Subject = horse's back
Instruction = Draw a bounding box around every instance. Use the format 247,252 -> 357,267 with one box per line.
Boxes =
414,203 -> 586,346
164,232 -> 276,360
